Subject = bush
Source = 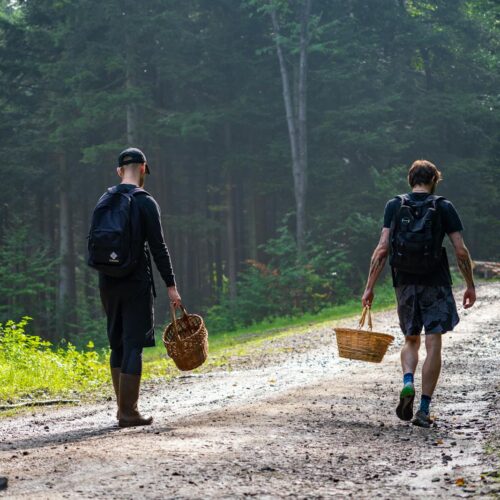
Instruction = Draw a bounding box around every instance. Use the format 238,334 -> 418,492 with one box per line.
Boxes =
0,317 -> 108,402
0,221 -> 57,335
206,225 -> 353,331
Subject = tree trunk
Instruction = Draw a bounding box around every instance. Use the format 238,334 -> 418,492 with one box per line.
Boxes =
124,15 -> 137,146
57,152 -> 77,338
224,122 -> 238,301
296,0 -> 311,254
226,178 -> 237,301
270,1 -> 311,254
0,201 -> 7,243
215,226 -> 223,299
126,57 -> 137,144
82,192 -> 94,311
419,47 -> 433,90
248,188 -> 257,261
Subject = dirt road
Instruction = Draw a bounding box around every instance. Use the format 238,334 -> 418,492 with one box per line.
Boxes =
1,282 -> 499,499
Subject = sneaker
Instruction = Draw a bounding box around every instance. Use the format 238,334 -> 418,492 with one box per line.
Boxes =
396,384 -> 415,421
412,410 -> 432,428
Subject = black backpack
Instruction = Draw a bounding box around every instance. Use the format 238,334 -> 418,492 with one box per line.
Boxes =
87,186 -> 149,277
389,194 -> 444,274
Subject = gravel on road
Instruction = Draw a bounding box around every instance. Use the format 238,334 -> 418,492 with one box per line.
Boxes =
0,282 -> 499,499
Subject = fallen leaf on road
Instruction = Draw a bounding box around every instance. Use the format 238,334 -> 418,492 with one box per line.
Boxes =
455,477 -> 465,487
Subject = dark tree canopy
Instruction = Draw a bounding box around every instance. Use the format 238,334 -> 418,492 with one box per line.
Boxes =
0,0 -> 498,344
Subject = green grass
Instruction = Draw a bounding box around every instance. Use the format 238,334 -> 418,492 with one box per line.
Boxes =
1,275 -> 492,412
142,280 -> 396,378
1,282 -> 395,408
0,317 -> 108,405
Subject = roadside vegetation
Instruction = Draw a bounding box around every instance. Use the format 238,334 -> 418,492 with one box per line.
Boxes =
0,282 -> 396,407
1,273 -> 474,407
0,317 -> 108,405
1,1 -> 498,345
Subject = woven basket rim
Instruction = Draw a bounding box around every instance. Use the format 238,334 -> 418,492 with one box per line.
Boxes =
162,314 -> 206,345
166,312 -> 204,324
334,327 -> 394,342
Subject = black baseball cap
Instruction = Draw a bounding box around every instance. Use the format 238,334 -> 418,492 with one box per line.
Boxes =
118,147 -> 151,174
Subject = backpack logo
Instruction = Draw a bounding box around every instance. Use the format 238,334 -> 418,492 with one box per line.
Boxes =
109,252 -> 119,262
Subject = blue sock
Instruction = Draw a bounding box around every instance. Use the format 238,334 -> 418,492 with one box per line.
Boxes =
403,373 -> 414,386
420,395 -> 432,415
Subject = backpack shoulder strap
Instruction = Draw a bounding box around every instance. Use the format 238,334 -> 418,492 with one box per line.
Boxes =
104,186 -> 152,198
394,194 -> 410,209
390,195 -> 406,231
396,193 -> 410,204
105,186 -> 135,201
97,189 -> 111,202
427,195 -> 445,209
130,187 -> 152,197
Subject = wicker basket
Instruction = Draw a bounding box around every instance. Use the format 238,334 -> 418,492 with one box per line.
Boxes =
334,306 -> 394,363
162,304 -> 208,371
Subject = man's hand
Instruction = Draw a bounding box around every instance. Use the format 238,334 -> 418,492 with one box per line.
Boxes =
463,286 -> 476,309
362,288 -> 374,308
168,286 -> 182,308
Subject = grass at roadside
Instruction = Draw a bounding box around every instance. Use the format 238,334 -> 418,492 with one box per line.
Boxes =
0,317 -> 108,406
0,282 -> 395,409
142,281 -> 396,378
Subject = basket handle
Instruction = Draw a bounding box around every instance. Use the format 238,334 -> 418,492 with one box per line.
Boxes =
358,306 -> 373,331
169,303 -> 188,341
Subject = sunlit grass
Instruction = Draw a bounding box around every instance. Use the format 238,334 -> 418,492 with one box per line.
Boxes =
0,318 -> 108,404
1,282 -> 396,407
1,276 -> 493,413
142,280 -> 396,378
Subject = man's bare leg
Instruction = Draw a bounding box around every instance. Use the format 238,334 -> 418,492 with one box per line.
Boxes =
401,335 -> 420,375
422,333 -> 442,397
412,333 -> 442,427
396,336 -> 420,421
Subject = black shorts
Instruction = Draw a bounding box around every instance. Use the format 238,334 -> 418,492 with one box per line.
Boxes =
99,278 -> 155,350
395,285 -> 459,336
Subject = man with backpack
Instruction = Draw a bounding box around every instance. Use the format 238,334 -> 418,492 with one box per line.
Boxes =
88,147 -> 181,427
362,160 -> 476,427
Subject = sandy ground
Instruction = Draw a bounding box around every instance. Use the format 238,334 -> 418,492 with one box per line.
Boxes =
0,282 -> 499,499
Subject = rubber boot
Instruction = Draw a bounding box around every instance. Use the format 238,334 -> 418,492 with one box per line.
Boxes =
111,367 -> 121,420
118,373 -> 153,428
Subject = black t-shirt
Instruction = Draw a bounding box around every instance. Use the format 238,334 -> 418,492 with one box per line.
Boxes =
383,193 -> 463,287
99,184 -> 176,288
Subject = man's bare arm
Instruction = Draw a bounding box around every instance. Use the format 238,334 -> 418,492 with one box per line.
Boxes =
362,228 -> 390,307
448,232 -> 475,288
448,231 -> 476,308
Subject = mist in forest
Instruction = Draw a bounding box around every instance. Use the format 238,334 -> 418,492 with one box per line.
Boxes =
0,0 -> 498,345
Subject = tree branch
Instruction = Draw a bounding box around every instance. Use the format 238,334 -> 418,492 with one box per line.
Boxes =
0,399 -> 80,411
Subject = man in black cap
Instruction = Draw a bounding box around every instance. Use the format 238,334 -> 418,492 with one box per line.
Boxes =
95,147 -> 181,427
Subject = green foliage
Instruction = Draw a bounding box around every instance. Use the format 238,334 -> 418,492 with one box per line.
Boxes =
73,269 -> 108,350
0,317 -> 107,402
0,220 -> 56,330
0,0 -> 498,342
207,223 -> 352,330
0,288 -> 396,403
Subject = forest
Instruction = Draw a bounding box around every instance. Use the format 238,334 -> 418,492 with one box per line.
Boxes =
0,0 -> 498,346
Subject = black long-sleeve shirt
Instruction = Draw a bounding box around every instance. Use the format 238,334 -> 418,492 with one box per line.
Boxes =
99,184 -> 176,288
